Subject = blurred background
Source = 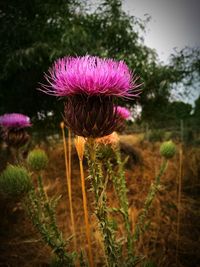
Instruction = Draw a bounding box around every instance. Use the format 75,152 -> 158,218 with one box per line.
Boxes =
0,0 -> 199,137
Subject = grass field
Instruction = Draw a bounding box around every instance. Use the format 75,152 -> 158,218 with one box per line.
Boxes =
0,134 -> 199,267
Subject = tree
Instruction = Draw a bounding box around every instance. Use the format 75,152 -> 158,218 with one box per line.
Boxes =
0,0 -> 198,128
169,47 -> 200,101
193,95 -> 200,125
0,0 -> 80,122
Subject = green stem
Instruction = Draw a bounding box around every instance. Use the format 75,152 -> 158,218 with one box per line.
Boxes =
86,139 -> 120,267
155,159 -> 168,184
107,148 -> 133,262
26,190 -> 53,250
37,173 -> 60,239
133,159 -> 168,243
24,185 -> 74,265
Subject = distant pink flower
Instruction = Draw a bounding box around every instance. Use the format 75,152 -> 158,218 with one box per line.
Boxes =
0,113 -> 31,128
42,56 -> 141,97
115,106 -> 131,120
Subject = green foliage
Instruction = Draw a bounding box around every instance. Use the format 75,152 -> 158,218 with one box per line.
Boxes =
133,159 -> 168,244
79,250 -> 88,267
98,144 -> 116,161
193,95 -> 200,124
0,165 -> 32,198
50,255 -> 77,267
167,101 -> 192,121
86,140 -> 122,267
160,141 -> 176,159
27,149 -> 48,171
50,257 -> 65,267
106,148 -> 134,264
24,173 -> 75,266
170,47 -> 200,89
143,261 -> 157,267
0,0 -> 192,127
85,140 -> 170,266
147,129 -> 165,142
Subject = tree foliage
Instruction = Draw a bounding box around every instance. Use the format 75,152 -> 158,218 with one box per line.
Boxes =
0,0 -> 199,127
193,95 -> 200,124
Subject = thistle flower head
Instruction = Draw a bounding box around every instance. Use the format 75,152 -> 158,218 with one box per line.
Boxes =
0,113 -> 31,129
41,56 -> 141,138
64,95 -> 124,137
114,106 -> 131,120
160,140 -> 176,159
42,56 -> 141,98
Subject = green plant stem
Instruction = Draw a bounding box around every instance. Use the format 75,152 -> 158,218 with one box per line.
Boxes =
37,173 -> 60,239
107,147 -> 133,262
24,184 -> 75,266
86,139 -> 120,267
133,159 -> 168,243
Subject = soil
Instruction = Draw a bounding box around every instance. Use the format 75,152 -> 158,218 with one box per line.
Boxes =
0,135 -> 199,267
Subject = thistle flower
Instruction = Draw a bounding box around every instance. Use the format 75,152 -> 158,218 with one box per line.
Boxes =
0,113 -> 31,147
113,106 -> 131,132
42,56 -> 141,138
114,106 -> 131,120
0,113 -> 31,128
42,56 -> 140,97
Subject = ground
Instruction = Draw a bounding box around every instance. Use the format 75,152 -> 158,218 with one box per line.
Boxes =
0,134 -> 199,267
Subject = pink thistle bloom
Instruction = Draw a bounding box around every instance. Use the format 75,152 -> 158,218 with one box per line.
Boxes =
41,55 -> 142,138
0,113 -> 31,128
114,106 -> 131,120
42,56 -> 141,98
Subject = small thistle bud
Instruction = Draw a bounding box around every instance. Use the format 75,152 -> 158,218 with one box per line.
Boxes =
0,165 -> 32,198
27,149 -> 48,171
160,140 -> 176,159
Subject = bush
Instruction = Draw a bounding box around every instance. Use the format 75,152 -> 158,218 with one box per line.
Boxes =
148,129 -> 165,142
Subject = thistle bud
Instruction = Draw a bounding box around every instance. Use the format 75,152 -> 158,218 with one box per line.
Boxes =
27,149 -> 48,171
0,165 -> 32,198
160,140 -> 176,159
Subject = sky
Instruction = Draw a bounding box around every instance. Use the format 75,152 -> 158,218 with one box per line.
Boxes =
91,0 -> 200,103
122,0 -> 200,63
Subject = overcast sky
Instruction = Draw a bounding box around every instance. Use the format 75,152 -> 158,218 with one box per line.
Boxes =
122,0 -> 200,63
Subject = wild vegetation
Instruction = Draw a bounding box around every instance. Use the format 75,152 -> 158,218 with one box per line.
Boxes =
0,1 -> 199,267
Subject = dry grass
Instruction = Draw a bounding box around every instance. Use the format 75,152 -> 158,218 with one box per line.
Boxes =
0,135 -> 199,267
